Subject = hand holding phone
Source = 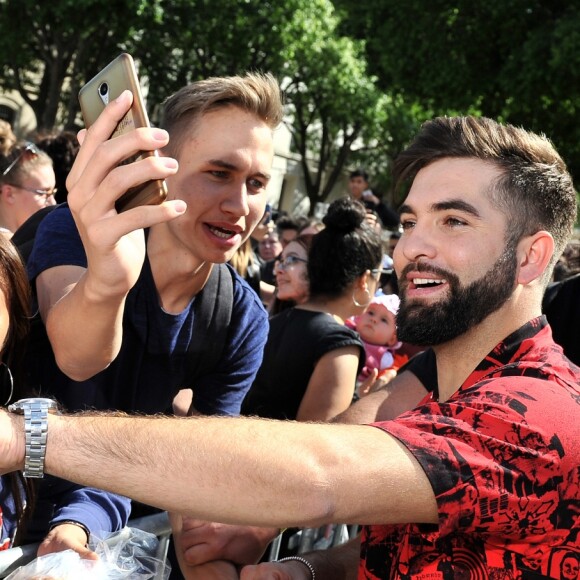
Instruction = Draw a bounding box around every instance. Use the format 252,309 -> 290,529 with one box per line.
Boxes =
78,53 -> 168,212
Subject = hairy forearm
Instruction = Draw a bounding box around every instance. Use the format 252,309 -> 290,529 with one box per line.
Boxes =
41,413 -> 434,529
46,414 -> 337,527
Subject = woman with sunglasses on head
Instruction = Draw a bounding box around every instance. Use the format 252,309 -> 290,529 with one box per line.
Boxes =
0,235 -> 129,558
0,143 -> 57,239
241,196 -> 384,423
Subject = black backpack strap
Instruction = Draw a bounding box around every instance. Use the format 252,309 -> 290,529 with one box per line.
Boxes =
184,263 -> 234,384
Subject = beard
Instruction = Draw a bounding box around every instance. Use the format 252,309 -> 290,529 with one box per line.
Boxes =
396,243 -> 518,346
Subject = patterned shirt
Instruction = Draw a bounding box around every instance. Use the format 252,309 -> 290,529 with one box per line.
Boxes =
360,316 -> 580,579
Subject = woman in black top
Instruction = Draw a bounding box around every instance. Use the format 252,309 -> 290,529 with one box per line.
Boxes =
242,197 -> 384,421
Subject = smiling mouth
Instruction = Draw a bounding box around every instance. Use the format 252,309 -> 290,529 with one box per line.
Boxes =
208,225 -> 237,239
412,277 -> 446,289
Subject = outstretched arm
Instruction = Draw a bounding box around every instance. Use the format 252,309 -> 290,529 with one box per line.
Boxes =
2,411 -> 437,531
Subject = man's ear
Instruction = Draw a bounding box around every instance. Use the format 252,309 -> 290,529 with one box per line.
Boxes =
517,231 -> 554,285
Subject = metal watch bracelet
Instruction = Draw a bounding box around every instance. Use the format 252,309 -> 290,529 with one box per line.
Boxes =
8,398 -> 58,478
23,401 -> 50,478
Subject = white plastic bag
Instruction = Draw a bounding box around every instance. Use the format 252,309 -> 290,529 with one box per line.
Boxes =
6,527 -> 171,579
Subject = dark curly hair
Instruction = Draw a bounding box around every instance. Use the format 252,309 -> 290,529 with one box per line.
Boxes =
308,197 -> 383,298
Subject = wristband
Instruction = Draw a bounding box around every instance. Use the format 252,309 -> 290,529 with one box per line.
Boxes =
49,520 -> 90,543
278,556 -> 316,579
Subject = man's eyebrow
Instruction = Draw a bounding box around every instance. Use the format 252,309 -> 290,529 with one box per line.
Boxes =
432,198 -> 481,218
208,159 -> 271,181
398,204 -> 412,216
399,198 -> 482,219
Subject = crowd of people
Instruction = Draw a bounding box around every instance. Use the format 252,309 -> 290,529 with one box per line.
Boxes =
0,68 -> 578,580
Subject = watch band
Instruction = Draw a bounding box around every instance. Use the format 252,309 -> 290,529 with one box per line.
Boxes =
23,400 -> 50,478
8,398 -> 58,479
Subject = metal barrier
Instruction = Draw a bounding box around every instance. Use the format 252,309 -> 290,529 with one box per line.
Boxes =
267,523 -> 359,561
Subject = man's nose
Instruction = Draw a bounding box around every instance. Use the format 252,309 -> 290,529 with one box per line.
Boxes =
222,182 -> 250,216
396,227 -> 437,264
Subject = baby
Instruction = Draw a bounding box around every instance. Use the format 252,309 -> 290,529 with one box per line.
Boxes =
347,294 -> 408,392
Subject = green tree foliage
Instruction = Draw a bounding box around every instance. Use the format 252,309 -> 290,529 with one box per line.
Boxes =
132,0 -> 412,213
276,0 -> 426,213
333,0 -> 580,184
130,0 -> 296,107
278,1 -> 387,213
0,0 -> 423,210
0,0 -> 145,130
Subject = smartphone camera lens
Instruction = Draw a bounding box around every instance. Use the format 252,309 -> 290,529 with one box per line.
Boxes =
99,82 -> 109,97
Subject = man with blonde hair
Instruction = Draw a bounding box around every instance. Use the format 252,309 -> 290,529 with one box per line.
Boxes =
21,72 -> 285,571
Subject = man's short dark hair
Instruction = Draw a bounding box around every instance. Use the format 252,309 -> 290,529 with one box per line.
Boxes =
275,214 -> 300,233
394,116 -> 577,282
349,168 -> 369,181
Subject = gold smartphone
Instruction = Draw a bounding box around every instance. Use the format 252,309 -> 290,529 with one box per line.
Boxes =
78,53 -> 168,212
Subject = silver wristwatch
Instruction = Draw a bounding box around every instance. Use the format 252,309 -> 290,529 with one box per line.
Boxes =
8,398 -> 59,478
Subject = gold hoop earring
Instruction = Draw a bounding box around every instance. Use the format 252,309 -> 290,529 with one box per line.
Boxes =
0,362 -> 14,406
352,287 -> 372,308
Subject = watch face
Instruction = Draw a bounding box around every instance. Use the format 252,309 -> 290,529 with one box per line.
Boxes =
8,398 -> 58,413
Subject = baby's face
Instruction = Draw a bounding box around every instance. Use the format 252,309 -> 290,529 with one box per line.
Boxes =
357,304 -> 397,346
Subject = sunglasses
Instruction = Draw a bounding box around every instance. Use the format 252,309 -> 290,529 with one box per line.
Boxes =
8,184 -> 58,199
1,142 -> 40,178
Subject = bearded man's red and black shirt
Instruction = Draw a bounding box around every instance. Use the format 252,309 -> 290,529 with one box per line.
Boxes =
360,316 -> 580,579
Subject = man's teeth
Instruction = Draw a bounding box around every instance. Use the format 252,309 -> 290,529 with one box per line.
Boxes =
209,225 -> 235,239
413,278 -> 445,287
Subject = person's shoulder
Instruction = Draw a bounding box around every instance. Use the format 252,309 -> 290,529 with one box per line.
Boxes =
13,203 -> 73,247
303,309 -> 363,340
34,203 -> 75,238
41,202 -> 73,222
228,263 -> 267,317
470,358 -> 580,402
268,308 -> 329,331
26,204 -> 83,276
